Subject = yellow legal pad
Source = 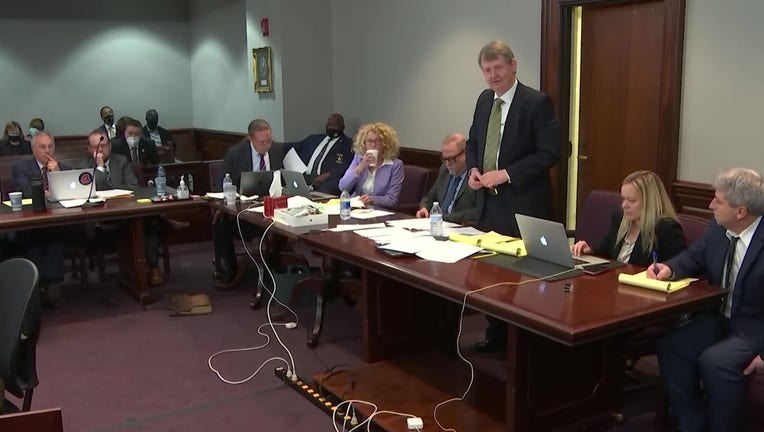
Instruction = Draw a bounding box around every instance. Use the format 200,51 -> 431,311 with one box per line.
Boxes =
449,231 -> 527,257
617,271 -> 698,293
2,198 -> 33,207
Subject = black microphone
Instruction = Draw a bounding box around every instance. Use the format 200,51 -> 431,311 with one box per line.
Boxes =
84,135 -> 106,207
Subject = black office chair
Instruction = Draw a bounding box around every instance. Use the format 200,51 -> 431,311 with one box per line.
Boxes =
0,258 -> 41,413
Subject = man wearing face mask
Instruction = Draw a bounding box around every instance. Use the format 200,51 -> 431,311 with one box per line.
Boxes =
25,118 -> 45,142
0,120 -> 33,155
111,118 -> 159,166
98,106 -> 117,139
293,113 -> 353,195
143,109 -> 175,152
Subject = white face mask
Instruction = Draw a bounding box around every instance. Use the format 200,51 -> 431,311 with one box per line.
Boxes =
126,136 -> 139,147
29,127 -> 39,136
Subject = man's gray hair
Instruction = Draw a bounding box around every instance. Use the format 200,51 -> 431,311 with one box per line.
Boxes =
713,168 -> 764,216
31,131 -> 55,146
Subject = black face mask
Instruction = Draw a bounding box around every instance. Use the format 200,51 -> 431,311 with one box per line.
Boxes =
147,120 -> 158,130
103,115 -> 114,125
326,128 -> 342,139
8,135 -> 21,144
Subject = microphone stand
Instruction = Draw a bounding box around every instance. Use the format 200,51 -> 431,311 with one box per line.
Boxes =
83,135 -> 105,208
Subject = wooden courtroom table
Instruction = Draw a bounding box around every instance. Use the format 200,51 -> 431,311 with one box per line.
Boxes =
297,228 -> 725,432
0,193 -> 208,304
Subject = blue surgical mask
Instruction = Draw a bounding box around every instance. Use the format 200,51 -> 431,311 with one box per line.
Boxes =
29,127 -> 39,136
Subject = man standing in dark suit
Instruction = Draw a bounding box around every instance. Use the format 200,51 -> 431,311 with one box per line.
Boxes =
214,119 -> 286,288
97,106 -> 117,139
465,40 -> 561,353
649,168 -> 764,432
11,131 -> 70,306
112,119 -> 159,166
293,113 -> 353,195
416,133 -> 475,224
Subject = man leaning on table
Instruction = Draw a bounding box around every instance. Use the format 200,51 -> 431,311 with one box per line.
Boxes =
213,119 -> 287,289
77,129 -> 165,287
415,133 -> 475,224
648,167 -> 764,432
11,131 -> 70,306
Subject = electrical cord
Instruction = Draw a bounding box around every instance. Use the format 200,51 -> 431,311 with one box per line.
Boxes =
432,268 -> 579,432
207,322 -> 292,384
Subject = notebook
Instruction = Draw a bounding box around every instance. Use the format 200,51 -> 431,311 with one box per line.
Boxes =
280,170 -> 336,200
514,213 -> 610,279
47,169 -> 94,202
240,171 -> 273,197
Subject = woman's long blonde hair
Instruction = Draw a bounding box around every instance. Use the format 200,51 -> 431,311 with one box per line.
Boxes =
616,170 -> 677,252
352,122 -> 401,160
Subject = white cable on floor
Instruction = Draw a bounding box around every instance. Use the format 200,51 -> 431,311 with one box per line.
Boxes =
432,268 -> 579,432
207,322 -> 292,384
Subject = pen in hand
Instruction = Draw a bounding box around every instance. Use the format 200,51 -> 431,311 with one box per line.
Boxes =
652,251 -> 660,276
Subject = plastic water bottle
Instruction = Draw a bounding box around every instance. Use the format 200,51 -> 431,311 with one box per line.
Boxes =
430,201 -> 444,239
176,175 -> 189,199
155,165 -> 167,197
223,173 -> 237,205
340,190 -> 351,221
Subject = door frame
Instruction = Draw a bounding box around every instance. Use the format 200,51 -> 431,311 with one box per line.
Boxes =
541,0 -> 686,220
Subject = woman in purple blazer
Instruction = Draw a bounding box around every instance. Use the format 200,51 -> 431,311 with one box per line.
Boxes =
338,122 -> 404,209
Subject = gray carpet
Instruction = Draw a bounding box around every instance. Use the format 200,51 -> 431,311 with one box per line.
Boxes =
10,241 -> 660,431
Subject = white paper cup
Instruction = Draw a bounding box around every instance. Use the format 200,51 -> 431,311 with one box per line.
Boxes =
366,149 -> 379,167
9,191 -> 23,211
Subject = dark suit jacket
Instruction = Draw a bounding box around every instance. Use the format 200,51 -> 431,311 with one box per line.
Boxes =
593,210 -> 686,266
666,217 -> 764,357
419,165 -> 475,224
466,82 -> 561,235
221,139 -> 287,188
11,158 -> 72,198
294,133 -> 353,195
143,126 -> 175,151
111,136 -> 159,166
77,153 -> 138,191
0,139 -> 32,156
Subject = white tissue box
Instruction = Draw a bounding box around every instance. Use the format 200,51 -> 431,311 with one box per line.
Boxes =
274,208 -> 328,227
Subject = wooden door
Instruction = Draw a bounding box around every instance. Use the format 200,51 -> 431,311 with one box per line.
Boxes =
577,2 -> 665,202
541,0 -> 685,219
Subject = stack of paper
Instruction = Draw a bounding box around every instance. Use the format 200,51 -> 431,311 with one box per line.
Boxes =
95,189 -> 134,200
617,271 -> 698,293
449,231 -> 527,257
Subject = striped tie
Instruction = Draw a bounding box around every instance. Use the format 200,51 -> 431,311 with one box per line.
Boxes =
482,98 -> 505,172
41,166 -> 49,192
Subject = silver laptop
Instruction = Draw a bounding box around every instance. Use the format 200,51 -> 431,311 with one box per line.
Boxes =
47,169 -> 94,202
280,170 -> 336,200
515,213 -> 609,269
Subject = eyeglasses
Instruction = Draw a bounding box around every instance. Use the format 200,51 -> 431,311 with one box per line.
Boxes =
440,149 -> 465,163
364,138 -> 383,145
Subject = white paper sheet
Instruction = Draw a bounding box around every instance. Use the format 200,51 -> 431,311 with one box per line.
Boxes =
385,218 -> 460,231
283,147 -> 308,173
95,189 -> 134,199
326,223 -> 386,232
415,241 -> 483,263
349,209 -> 394,220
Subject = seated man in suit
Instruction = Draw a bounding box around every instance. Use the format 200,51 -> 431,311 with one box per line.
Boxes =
415,133 -> 475,224
293,113 -> 353,195
649,167 -> 764,432
214,119 -> 286,288
98,106 -> 117,139
143,109 -> 175,153
112,119 -> 159,166
78,129 -> 164,286
11,131 -> 71,306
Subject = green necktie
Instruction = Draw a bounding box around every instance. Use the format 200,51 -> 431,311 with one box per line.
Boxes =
483,98 -> 505,172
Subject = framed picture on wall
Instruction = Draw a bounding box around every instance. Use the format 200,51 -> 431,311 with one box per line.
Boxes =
253,46 -> 273,92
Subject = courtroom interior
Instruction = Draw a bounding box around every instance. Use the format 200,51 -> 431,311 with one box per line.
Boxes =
1,0 -> 763,431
